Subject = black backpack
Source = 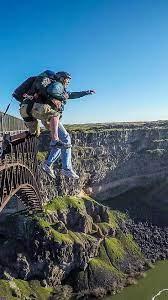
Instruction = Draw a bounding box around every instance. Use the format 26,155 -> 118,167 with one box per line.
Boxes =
12,76 -> 37,103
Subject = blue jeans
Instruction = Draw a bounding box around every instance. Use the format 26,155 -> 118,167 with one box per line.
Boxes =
46,122 -> 72,170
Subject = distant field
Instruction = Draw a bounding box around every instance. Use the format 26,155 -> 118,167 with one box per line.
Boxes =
65,120 -> 168,132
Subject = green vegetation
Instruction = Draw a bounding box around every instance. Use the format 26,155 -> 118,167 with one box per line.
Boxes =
63,121 -> 168,133
97,222 -> 115,235
90,257 -> 121,274
107,211 -> 118,228
36,195 -> 97,245
89,243 -> 125,278
0,194 -> 145,299
45,196 -> 86,213
35,217 -> 73,244
0,279 -> 54,300
105,238 -> 126,266
37,214 -> 97,245
118,231 -> 142,257
34,194 -> 143,291
36,151 -> 48,161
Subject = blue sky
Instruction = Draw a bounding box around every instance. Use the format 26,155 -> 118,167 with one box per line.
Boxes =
0,0 -> 168,123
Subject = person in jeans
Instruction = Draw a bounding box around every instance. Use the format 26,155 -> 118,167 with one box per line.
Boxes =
42,71 -> 96,179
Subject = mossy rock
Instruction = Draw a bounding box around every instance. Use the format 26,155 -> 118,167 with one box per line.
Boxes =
117,230 -> 142,257
0,279 -> 54,300
89,256 -> 125,292
36,215 -> 98,246
35,217 -> 73,244
45,196 -> 86,213
104,237 -> 126,267
97,222 -> 116,236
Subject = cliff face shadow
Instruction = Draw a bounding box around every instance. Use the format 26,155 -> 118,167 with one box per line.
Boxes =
103,179 -> 168,226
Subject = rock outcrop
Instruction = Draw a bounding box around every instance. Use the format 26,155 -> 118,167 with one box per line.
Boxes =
0,195 -> 146,299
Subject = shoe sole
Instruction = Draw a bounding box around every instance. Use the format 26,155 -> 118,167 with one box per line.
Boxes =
61,171 -> 79,179
41,165 -> 56,179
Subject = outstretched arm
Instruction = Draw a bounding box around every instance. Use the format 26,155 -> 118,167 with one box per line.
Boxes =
68,90 -> 96,99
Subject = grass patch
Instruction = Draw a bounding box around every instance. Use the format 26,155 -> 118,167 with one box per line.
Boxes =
118,231 -> 142,257
36,217 -> 73,244
45,196 -> 86,213
0,279 -> 53,300
51,229 -> 73,244
68,231 -> 97,245
108,211 -> 118,228
97,222 -> 115,234
89,257 -> 125,278
105,238 -> 126,266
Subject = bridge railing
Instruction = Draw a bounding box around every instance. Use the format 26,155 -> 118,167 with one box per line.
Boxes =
0,111 -> 27,132
0,132 -> 42,212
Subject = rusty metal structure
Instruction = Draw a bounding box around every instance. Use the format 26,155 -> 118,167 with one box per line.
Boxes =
0,131 -> 42,213
0,111 -> 27,133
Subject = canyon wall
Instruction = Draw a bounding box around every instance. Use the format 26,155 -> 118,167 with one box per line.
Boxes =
39,121 -> 168,207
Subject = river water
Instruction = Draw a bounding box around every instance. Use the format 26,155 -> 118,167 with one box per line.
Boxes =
104,260 -> 168,300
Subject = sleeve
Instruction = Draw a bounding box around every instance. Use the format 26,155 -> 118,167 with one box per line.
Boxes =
47,82 -> 67,101
68,91 -> 90,99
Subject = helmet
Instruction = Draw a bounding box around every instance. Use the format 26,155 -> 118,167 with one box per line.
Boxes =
44,70 -> 56,79
39,70 -> 56,79
55,71 -> 72,81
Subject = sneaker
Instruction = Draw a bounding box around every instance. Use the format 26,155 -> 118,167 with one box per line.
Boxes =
61,168 -> 79,179
50,140 -> 72,149
41,162 -> 56,179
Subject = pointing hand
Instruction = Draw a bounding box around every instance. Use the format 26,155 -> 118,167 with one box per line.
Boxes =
86,90 -> 96,95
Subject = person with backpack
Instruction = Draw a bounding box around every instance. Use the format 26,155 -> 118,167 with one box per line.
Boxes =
41,71 -> 96,179
14,70 -> 95,179
13,70 -> 61,140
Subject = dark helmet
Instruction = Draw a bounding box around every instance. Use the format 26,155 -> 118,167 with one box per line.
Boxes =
55,71 -> 72,81
39,70 -> 56,79
44,70 -> 56,79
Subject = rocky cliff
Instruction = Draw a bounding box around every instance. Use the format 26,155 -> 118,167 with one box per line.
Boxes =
38,121 -> 168,209
1,121 -> 168,299
0,195 -> 146,299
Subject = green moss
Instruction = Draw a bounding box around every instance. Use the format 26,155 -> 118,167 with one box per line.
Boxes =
0,280 -> 13,298
80,232 -> 98,243
105,238 -> 126,266
29,280 -> 54,299
98,243 -> 112,264
97,222 -> 115,234
50,229 -> 73,244
68,231 -> 84,245
104,232 -> 143,268
37,218 -> 51,228
0,279 -> 54,300
108,211 -> 118,228
45,196 -> 86,213
113,210 -> 128,222
89,258 -> 125,278
36,217 -> 73,244
37,151 -> 48,161
13,279 -> 31,297
82,194 -> 98,205
36,216 -> 94,245
90,257 -> 114,271
118,231 -> 142,257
